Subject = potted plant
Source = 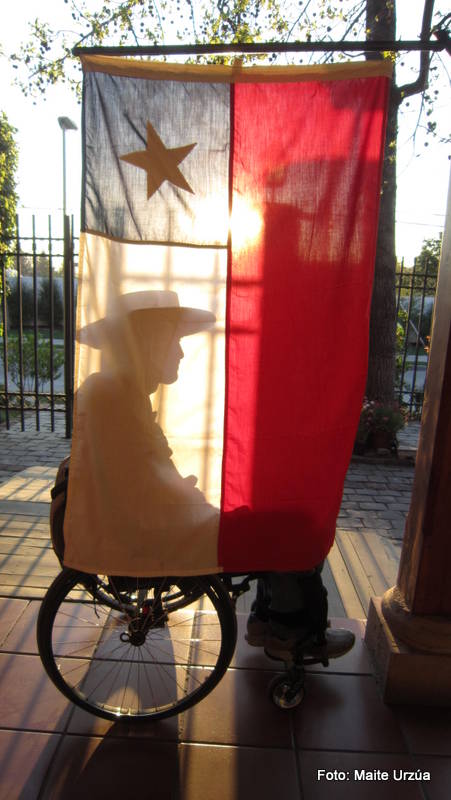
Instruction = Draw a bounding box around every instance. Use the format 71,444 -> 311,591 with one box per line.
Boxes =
354,398 -> 406,455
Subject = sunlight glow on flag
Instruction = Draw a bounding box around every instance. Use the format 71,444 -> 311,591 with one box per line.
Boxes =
63,56 -> 392,577
230,196 -> 263,251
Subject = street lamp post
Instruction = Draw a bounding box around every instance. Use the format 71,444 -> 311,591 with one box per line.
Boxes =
57,116 -> 78,216
57,116 -> 77,439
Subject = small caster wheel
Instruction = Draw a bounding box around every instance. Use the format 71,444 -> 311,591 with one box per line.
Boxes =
268,674 -> 305,709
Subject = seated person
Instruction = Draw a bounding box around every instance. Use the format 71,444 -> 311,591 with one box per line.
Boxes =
73,290 -> 355,660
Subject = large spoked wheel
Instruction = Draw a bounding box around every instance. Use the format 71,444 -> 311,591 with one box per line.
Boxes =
37,569 -> 237,721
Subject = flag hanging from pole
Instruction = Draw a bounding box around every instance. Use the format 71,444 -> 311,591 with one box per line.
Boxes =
64,56 -> 391,576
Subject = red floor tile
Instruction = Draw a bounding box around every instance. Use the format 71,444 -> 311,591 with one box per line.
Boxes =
0,653 -> 73,732
0,730 -> 60,800
39,735 -> 180,799
177,743 -> 300,800
299,751 -> 426,800
292,673 -> 407,752
0,600 -> 40,653
415,756 -> 451,800
0,597 -> 29,647
394,706 -> 451,756
39,736 -> 301,800
180,667 -> 294,747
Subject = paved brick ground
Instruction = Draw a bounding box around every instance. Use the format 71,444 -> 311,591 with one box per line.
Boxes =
339,461 -> 414,540
337,422 -> 418,540
0,416 -> 70,484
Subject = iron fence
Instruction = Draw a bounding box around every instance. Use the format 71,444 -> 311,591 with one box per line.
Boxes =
0,216 -> 439,435
0,214 -> 77,437
395,257 -> 438,418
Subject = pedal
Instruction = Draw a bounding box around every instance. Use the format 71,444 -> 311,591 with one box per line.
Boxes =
303,651 -> 329,668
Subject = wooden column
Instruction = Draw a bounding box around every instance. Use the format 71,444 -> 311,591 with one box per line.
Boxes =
365,171 -> 451,705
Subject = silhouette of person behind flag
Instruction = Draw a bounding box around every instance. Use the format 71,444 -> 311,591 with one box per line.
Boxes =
68,290 -> 219,576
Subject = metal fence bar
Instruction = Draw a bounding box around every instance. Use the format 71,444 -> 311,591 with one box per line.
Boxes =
15,216 -> 25,430
71,216 -> 77,377
410,259 -> 429,415
0,215 -> 78,432
397,260 -> 414,411
48,216 -> 56,431
396,258 -> 404,313
395,256 -> 438,418
406,272 -> 416,418
63,215 -> 74,438
0,255 -> 9,428
32,215 -> 40,431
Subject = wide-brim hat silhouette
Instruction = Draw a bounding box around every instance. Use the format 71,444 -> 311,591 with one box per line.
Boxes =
78,290 -> 216,349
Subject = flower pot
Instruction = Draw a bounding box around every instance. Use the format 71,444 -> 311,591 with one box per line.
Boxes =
353,440 -> 367,456
370,430 -> 395,452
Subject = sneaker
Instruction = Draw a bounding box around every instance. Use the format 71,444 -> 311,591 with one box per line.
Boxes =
264,628 -> 356,662
245,612 -> 269,647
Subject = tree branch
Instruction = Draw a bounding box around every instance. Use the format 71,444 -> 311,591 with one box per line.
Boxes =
185,0 -> 198,41
397,0 -> 435,100
323,2 -> 366,64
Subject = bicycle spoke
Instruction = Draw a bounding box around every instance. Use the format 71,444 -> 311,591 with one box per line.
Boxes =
39,572 -> 234,720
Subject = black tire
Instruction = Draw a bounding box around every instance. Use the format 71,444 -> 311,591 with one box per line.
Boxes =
37,569 -> 236,721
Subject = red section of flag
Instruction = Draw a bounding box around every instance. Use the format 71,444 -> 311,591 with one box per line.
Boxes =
219,77 -> 390,571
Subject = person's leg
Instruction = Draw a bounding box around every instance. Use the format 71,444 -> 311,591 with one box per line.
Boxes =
247,567 -> 326,645
246,566 -> 355,660
254,575 -> 271,618
268,566 -> 328,642
246,575 -> 271,646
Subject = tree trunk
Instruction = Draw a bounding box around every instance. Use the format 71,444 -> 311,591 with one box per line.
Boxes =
365,0 -> 399,404
366,86 -> 399,403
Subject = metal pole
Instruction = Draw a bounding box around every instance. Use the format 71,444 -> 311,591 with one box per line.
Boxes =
72,39 -> 448,57
62,129 -> 67,217
48,215 -> 55,432
58,117 -> 77,217
16,215 -> 25,431
63,215 -> 73,438
0,254 -> 9,429
58,117 -> 77,437
32,215 -> 40,431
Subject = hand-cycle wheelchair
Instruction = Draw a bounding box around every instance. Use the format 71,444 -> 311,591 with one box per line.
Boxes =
37,568 -> 332,721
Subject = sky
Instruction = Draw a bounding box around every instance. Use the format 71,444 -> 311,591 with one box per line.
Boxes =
0,0 -> 450,262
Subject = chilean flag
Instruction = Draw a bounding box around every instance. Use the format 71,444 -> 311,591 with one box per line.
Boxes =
64,56 -> 391,576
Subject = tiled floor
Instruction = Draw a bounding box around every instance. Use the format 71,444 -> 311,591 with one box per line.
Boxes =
1,595 -> 450,800
1,425 -> 450,799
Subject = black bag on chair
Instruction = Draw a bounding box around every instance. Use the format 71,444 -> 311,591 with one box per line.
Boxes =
50,457 -> 70,565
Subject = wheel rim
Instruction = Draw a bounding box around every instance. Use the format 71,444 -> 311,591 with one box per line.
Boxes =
39,572 -> 235,720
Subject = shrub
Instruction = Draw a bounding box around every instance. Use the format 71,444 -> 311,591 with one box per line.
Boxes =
7,332 -> 64,392
38,278 -> 64,329
6,280 -> 34,329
